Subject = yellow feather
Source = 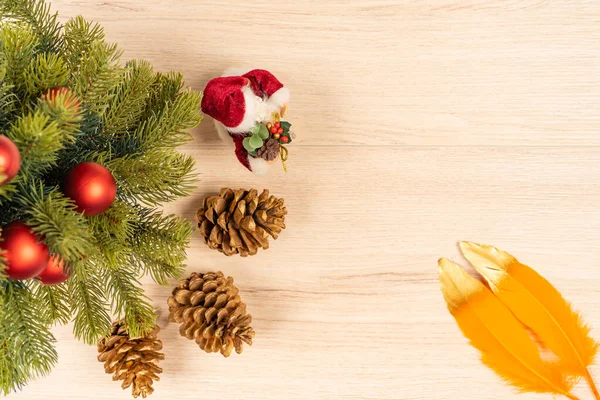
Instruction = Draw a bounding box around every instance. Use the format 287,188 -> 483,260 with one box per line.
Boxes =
438,258 -> 576,398
460,242 -> 600,399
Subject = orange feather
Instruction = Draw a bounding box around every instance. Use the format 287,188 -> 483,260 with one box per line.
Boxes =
438,258 -> 577,399
460,242 -> 600,399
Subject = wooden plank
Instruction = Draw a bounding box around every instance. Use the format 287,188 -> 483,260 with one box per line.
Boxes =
52,0 -> 600,146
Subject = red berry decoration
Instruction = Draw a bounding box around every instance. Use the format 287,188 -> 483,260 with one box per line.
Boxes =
0,135 -> 20,184
0,222 -> 50,280
270,126 -> 278,134
63,162 -> 117,216
274,121 -> 280,128
277,128 -> 284,134
281,136 -> 289,143
38,255 -> 70,285
42,86 -> 81,111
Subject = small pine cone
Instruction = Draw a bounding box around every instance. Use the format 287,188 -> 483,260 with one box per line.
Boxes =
97,321 -> 164,399
167,271 -> 255,357
195,188 -> 287,257
257,139 -> 280,161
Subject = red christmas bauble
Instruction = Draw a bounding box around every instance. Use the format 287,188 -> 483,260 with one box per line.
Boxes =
63,162 -> 117,216
0,222 -> 50,280
0,135 -> 21,184
38,255 -> 70,285
42,86 -> 81,111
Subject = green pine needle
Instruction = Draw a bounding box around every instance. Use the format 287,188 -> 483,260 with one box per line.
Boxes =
130,211 -> 194,285
1,0 -> 62,52
68,262 -> 111,345
109,149 -> 196,206
16,182 -> 95,261
0,281 -> 58,395
23,52 -> 69,97
30,279 -> 71,325
104,262 -> 156,338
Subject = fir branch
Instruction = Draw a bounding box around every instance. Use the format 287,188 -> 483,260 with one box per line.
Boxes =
62,16 -> 104,68
29,279 -> 71,325
0,72 -> 18,130
2,0 -> 62,53
51,112 -> 111,172
23,52 -> 69,97
74,41 -> 123,116
109,149 -> 196,206
16,183 -> 94,261
142,71 -> 183,118
63,16 -> 124,116
0,178 -> 18,204
136,88 -> 202,150
104,262 -> 155,338
38,88 -> 83,138
87,200 -> 136,265
90,204 -> 156,337
0,22 -> 39,94
102,60 -> 156,134
130,211 -> 193,285
8,109 -> 77,178
68,261 -> 111,344
0,281 -> 57,395
9,111 -> 60,177
0,1 -> 202,393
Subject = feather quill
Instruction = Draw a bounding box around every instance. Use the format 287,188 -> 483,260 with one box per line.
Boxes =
459,242 -> 600,399
438,258 -> 577,399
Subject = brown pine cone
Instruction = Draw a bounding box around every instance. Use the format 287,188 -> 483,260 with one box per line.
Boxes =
195,188 -> 287,257
167,271 -> 255,357
257,138 -> 280,161
97,321 -> 164,399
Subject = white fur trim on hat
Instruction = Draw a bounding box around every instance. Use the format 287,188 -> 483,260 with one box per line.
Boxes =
248,157 -> 269,176
267,87 -> 290,109
227,86 -> 257,134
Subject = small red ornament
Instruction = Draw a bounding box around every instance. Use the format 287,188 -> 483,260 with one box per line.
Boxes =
277,128 -> 283,134
63,162 -> 117,216
280,136 -> 289,143
0,222 -> 49,280
38,255 -> 70,285
270,126 -> 278,134
274,121 -> 280,128
0,135 -> 21,184
42,86 -> 81,111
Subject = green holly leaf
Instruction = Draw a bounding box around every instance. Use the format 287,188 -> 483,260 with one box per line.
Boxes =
257,124 -> 269,139
278,132 -> 292,144
243,137 -> 255,152
249,134 -> 264,149
280,121 -> 292,132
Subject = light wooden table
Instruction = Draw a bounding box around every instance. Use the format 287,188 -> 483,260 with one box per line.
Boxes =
12,1 -> 600,399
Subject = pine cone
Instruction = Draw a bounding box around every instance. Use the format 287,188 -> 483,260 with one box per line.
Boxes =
195,188 -> 287,256
167,271 -> 255,357
97,321 -> 164,398
257,139 -> 280,161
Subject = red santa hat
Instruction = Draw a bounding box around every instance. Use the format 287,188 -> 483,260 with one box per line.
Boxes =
201,69 -> 290,175
201,69 -> 289,133
200,76 -> 249,129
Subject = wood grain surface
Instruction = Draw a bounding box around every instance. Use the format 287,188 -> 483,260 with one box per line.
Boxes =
11,1 -> 600,399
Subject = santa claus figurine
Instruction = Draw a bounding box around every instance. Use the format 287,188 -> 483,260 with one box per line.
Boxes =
201,69 -> 290,175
